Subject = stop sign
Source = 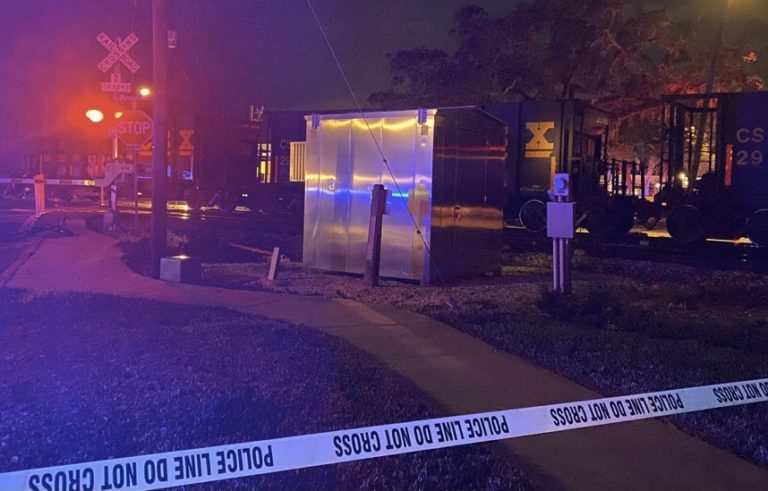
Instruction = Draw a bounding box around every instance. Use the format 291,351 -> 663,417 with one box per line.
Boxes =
116,110 -> 152,148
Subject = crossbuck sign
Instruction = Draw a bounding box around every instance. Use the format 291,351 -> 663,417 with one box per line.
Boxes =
97,32 -> 140,73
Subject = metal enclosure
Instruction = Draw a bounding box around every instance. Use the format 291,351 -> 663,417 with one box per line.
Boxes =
303,107 -> 506,284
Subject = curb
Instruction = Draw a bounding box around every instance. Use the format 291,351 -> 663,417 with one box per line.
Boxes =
0,232 -> 46,288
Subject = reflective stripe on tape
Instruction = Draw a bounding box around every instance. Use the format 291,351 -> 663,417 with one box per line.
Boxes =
1,378 -> 767,490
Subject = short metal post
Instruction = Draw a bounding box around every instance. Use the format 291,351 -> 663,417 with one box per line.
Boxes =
268,247 -> 281,281
364,184 -> 387,287
552,236 -> 561,292
550,193 -> 572,294
33,174 -> 45,216
110,183 -> 118,224
133,151 -> 139,228
563,235 -> 572,294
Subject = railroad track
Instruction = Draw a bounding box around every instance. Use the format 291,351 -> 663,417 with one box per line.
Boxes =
9,196 -> 765,270
504,226 -> 768,271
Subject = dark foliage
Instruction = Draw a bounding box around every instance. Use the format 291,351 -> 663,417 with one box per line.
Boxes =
538,287 -> 623,329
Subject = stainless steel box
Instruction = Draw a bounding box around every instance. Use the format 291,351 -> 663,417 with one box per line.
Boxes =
303,107 -> 506,284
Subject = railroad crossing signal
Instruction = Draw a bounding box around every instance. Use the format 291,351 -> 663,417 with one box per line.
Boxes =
96,32 -> 140,73
116,110 -> 152,149
552,173 -> 570,197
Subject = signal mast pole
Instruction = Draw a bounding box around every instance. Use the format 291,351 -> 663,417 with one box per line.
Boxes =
151,0 -> 168,276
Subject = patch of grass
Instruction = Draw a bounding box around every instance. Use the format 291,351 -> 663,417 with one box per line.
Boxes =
656,271 -> 768,309
537,289 -> 579,321
538,288 -> 623,329
0,289 -> 538,490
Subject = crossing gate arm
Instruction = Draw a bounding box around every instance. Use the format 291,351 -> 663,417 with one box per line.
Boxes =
0,177 -> 96,186
95,162 -> 136,187
0,163 -> 134,188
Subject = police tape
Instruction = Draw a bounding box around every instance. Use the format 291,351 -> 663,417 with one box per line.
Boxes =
2,377 -> 767,491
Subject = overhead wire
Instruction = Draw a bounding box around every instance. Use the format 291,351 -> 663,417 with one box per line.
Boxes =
305,0 -> 447,285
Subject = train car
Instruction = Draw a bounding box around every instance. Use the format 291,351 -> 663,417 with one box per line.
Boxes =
483,100 -> 642,236
658,91 -> 768,244
183,100 -> 653,242
184,111 -> 306,214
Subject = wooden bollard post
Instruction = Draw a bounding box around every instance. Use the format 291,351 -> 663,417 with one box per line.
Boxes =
364,184 -> 387,287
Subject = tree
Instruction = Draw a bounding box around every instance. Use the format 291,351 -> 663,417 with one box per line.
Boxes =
369,0 -> 766,159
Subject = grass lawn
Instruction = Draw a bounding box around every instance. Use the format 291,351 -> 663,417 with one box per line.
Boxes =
200,250 -> 768,469
0,289 -> 537,490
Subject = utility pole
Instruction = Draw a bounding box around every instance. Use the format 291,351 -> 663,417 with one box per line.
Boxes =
704,0 -> 730,95
691,0 -> 730,181
151,0 -> 168,276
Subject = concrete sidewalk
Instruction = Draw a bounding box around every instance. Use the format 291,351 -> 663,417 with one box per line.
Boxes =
4,217 -> 768,490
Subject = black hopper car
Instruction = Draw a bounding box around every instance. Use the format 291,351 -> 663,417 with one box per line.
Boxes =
483,100 -> 643,238
486,92 -> 768,246
658,91 -> 768,245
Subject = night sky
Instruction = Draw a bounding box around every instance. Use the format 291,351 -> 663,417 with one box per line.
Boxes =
0,0 -> 765,151
0,0 -> 516,138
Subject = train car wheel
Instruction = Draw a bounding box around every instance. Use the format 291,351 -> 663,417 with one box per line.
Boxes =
216,190 -> 238,213
519,199 -> 546,233
50,187 -> 73,203
746,209 -> 768,246
612,199 -> 636,235
636,200 -> 662,230
666,204 -> 707,243
584,205 -> 618,238
184,187 -> 206,211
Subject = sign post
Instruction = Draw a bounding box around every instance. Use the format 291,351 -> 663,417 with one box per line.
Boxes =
151,0 -> 169,276
547,173 -> 573,294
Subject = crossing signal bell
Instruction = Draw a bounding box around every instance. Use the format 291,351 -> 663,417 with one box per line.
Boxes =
552,173 -> 570,198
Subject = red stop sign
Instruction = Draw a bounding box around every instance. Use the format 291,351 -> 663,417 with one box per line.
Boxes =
115,110 -> 152,148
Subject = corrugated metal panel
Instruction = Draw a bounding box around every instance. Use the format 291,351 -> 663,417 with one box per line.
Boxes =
289,141 -> 305,181
303,108 -> 505,283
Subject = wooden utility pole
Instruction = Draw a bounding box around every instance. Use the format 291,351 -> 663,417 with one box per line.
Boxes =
151,0 -> 168,276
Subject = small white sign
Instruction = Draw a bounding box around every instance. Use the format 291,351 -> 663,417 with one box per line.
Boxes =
547,202 -> 575,238
101,81 -> 132,93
